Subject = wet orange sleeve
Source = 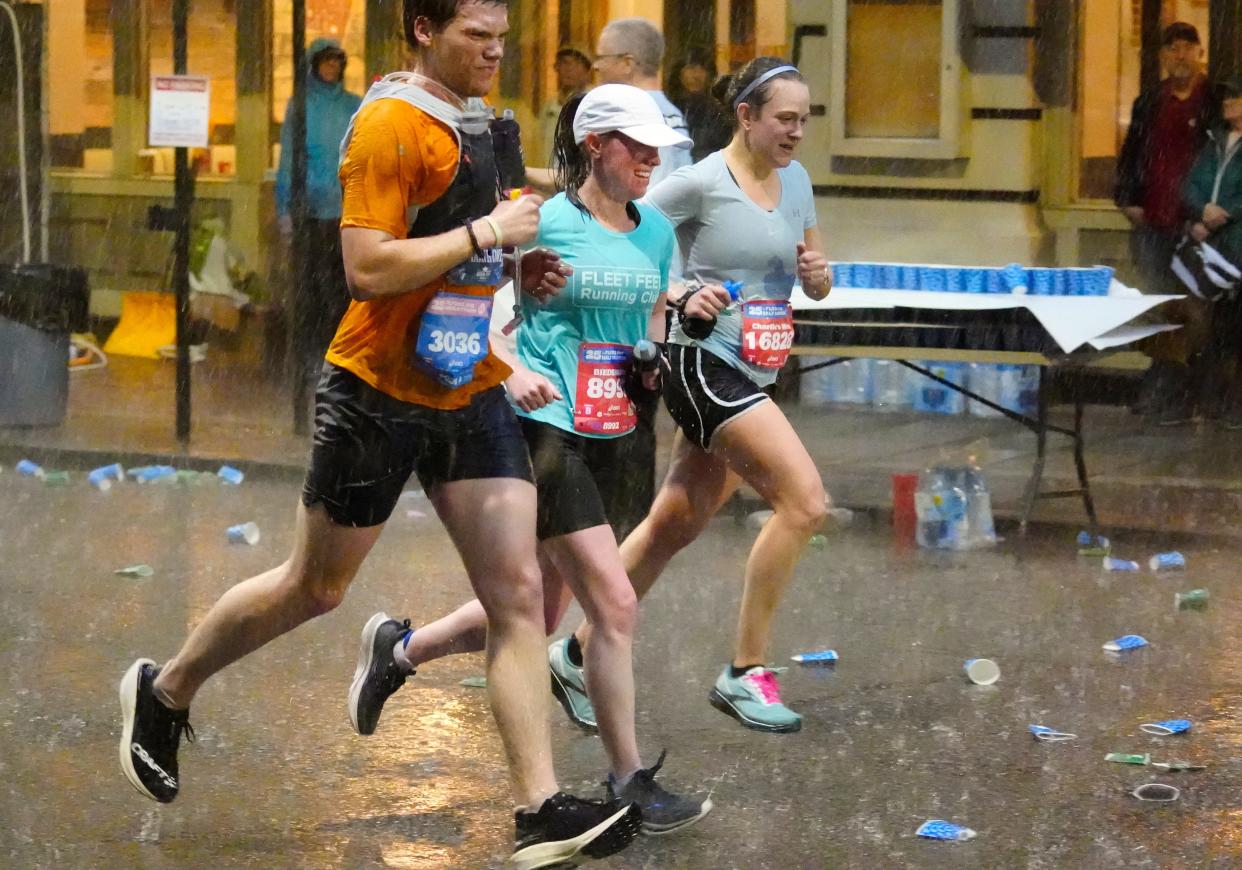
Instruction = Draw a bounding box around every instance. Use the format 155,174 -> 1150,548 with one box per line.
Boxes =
339,100 -> 459,239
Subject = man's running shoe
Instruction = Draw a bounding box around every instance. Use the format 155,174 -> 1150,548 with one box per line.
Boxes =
708,665 -> 802,733
606,750 -> 712,835
348,612 -> 412,735
512,791 -> 641,869
118,658 -> 195,803
548,637 -> 597,731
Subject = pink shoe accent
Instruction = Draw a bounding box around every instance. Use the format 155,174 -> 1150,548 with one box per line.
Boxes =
743,669 -> 783,705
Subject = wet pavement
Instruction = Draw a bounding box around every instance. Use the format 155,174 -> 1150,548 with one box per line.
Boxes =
3,470 -> 1242,868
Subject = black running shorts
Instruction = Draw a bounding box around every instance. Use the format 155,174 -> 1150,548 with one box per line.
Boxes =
520,417 -> 645,541
302,364 -> 534,527
662,344 -> 771,450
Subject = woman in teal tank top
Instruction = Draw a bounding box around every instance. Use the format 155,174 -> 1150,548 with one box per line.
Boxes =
375,85 -> 712,834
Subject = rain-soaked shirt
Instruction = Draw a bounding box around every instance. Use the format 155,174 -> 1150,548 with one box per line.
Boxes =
327,96 -> 511,409
645,150 -> 817,387
515,193 -> 673,437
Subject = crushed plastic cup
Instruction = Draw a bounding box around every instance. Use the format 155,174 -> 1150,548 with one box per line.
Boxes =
217,465 -> 245,485
964,658 -> 1000,685
1149,551 -> 1185,571
114,564 -> 154,578
1105,752 -> 1150,765
916,820 -> 976,842
89,463 -> 124,491
1076,530 -> 1110,556
791,649 -> 838,664
1131,783 -> 1180,802
1176,589 -> 1210,610
807,533 -> 828,550
1103,556 -> 1140,572
1151,760 -> 1206,772
130,465 -> 176,484
459,676 -> 487,688
1103,634 -> 1148,652
43,470 -> 70,486
1140,719 -> 1192,736
16,459 -> 44,477
226,522 -> 261,545
1029,724 -> 1077,742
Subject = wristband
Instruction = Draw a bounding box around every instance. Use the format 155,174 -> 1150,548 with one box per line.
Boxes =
668,281 -> 702,313
464,221 -> 483,256
482,215 -> 504,248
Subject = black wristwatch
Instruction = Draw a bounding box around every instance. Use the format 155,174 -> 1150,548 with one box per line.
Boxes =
668,281 -> 703,314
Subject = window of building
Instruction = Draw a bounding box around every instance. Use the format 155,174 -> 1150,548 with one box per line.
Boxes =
147,0 -> 237,176
1076,0 -> 1210,201
48,0 -> 114,172
828,0 -> 966,159
271,0 -> 368,170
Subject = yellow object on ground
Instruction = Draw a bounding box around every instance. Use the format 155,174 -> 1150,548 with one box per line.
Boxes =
102,292 -> 176,359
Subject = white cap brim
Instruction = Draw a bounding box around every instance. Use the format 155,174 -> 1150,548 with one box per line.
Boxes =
617,123 -> 692,149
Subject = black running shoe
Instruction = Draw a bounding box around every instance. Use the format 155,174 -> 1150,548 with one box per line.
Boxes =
512,791 -> 642,869
348,612 -> 412,735
118,658 -> 195,803
606,750 -> 712,835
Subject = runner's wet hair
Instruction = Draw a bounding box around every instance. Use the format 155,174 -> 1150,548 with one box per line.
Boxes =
403,0 -> 508,48
716,56 -> 805,127
552,94 -> 590,208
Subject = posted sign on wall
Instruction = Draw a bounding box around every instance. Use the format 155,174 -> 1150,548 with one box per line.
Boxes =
149,75 -> 210,148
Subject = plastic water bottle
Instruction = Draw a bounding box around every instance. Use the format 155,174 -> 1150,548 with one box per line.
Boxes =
964,467 -> 996,547
915,468 -> 968,549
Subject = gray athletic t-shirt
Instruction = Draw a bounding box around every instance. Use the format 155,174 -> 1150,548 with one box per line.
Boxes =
647,90 -> 692,187
644,150 -> 817,386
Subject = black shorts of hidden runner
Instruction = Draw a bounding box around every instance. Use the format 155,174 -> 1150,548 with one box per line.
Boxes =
521,417 -> 654,541
302,364 -> 534,527
662,344 -> 772,451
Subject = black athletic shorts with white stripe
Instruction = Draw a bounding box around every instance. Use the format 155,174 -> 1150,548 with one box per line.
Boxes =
663,344 -> 772,450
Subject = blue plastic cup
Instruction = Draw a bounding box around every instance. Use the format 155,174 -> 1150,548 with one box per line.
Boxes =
853,263 -> 875,288
985,269 -> 1004,294
89,463 -> 124,491
1103,634 -> 1148,652
1066,269 -> 1086,296
16,459 -> 43,477
1029,269 -> 1053,296
1089,266 -> 1114,296
920,267 -> 946,292
944,268 -> 964,293
217,465 -> 245,485
1001,264 -> 1027,294
916,820 -> 977,841
1148,551 -> 1185,571
900,265 -> 920,290
881,264 -> 902,289
964,269 -> 985,294
831,263 -> 850,288
226,521 -> 261,545
1140,718 -> 1192,735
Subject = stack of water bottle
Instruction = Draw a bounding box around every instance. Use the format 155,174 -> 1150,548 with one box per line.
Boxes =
800,358 -> 1038,418
913,464 -> 997,550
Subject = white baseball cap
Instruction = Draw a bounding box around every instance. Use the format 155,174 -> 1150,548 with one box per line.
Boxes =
572,83 -> 692,149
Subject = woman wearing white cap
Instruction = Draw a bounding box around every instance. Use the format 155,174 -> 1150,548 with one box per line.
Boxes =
561,58 -> 833,734
357,83 -> 711,837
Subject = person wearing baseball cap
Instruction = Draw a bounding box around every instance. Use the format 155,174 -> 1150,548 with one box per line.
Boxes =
1116,21 -> 1229,425
362,82 -> 712,837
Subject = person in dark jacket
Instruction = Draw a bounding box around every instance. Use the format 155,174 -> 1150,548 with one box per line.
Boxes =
1184,77 -> 1242,427
275,37 -> 363,401
1115,22 -> 1225,424
668,50 -> 731,163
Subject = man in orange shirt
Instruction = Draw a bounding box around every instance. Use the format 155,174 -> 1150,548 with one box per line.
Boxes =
118,2 -> 642,866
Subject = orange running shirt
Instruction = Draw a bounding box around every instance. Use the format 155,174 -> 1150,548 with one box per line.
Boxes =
326,97 -> 510,409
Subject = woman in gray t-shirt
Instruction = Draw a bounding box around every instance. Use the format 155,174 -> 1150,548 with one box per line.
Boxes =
627,58 -> 832,733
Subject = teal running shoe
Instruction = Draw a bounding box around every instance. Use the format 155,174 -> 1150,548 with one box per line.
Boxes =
708,665 -> 802,733
548,637 -> 597,731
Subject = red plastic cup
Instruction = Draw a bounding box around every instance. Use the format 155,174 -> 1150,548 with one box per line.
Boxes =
891,473 -> 918,538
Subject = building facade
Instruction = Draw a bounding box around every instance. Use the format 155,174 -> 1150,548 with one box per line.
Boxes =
15,0 -> 1242,318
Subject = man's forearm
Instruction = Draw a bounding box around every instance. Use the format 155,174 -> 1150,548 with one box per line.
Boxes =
342,222 -> 494,300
